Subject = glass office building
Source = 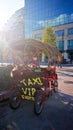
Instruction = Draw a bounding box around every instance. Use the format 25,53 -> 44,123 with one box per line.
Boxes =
25,0 -> 73,61
25,0 -> 73,37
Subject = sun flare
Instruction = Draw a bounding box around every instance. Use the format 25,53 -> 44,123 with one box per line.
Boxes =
0,12 -> 7,30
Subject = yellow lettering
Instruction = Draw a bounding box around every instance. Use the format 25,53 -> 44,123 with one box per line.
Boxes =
31,97 -> 35,101
28,78 -> 33,86
21,94 -> 35,101
28,88 -> 31,96
33,77 -> 43,85
22,87 -> 27,95
37,77 -> 43,85
32,78 -> 38,85
24,96 -> 35,101
25,96 -> 30,100
21,94 -> 25,99
20,79 -> 27,86
32,88 -> 36,96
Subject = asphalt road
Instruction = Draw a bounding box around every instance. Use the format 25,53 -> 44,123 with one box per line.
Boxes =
0,72 -> 73,130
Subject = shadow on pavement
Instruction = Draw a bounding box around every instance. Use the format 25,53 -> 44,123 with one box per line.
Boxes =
44,91 -> 73,130
0,92 -> 73,130
64,81 -> 73,84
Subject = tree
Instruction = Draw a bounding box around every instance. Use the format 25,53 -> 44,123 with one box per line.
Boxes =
42,26 -> 56,46
41,26 -> 60,62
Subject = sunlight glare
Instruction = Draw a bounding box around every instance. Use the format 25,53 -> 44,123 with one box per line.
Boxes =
0,11 -> 9,30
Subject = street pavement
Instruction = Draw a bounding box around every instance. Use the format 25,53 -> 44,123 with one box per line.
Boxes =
0,67 -> 73,130
57,66 -> 73,76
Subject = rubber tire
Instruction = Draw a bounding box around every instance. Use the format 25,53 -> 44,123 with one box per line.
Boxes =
54,80 -> 58,92
34,90 -> 44,115
54,80 -> 58,87
9,91 -> 21,109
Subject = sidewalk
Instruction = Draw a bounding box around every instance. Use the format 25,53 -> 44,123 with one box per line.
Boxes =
57,67 -> 73,77
62,63 -> 73,67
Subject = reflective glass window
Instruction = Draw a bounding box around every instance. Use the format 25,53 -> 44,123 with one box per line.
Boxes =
68,40 -> 73,50
55,30 -> 64,37
68,28 -> 73,35
34,34 -> 43,40
56,41 -> 64,51
25,0 -> 73,38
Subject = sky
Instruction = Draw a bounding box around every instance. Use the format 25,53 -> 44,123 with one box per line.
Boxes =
0,0 -> 24,30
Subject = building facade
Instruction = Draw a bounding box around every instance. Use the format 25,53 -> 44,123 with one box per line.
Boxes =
2,7 -> 24,42
25,0 -> 73,62
33,23 -> 73,61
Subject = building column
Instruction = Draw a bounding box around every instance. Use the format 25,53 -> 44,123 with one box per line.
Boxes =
64,28 -> 68,59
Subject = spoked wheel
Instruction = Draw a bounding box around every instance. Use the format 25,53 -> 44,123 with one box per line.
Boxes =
34,90 -> 44,115
9,91 -> 21,109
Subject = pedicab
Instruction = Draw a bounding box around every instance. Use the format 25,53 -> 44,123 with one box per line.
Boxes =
9,39 -> 59,115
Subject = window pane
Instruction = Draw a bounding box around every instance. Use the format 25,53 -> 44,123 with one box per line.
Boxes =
56,41 -> 64,51
55,30 -> 64,37
34,34 -> 43,40
68,28 -> 73,35
68,40 -> 73,50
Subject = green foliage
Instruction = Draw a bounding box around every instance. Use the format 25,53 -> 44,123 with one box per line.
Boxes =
42,26 -> 56,46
